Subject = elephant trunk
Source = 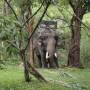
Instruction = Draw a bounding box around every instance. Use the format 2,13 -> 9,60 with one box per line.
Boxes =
46,37 -> 57,58
46,37 -> 58,68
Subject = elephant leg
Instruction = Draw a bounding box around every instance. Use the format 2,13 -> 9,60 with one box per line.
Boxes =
41,58 -> 48,68
54,56 -> 59,68
43,52 -> 48,68
46,53 -> 56,68
40,52 -> 46,68
37,55 -> 42,68
49,58 -> 59,68
46,58 -> 50,68
49,58 -> 56,68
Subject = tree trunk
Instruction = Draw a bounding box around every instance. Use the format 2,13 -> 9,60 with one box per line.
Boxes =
20,50 -> 30,82
28,6 -> 34,67
68,6 -> 86,67
20,49 -> 47,82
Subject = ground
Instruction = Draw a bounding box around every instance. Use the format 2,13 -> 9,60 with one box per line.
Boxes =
0,65 -> 90,90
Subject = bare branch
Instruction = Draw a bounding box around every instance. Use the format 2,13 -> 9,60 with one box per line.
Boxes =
4,0 -> 18,20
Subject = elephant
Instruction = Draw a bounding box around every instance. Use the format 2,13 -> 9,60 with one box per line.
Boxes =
33,27 -> 59,68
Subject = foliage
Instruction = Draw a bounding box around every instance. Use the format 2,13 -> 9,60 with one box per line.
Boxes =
84,0 -> 90,11
0,0 -> 90,68
81,31 -> 90,68
80,13 -> 90,68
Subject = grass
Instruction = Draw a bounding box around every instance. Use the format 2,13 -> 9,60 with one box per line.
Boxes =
0,65 -> 90,90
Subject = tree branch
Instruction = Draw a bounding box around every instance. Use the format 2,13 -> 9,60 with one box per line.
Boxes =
57,5 -> 89,30
24,1 -> 51,50
67,8 -> 89,29
27,61 -> 47,82
57,7 -> 70,24
4,0 -> 18,20
23,0 -> 44,26
6,40 -> 19,51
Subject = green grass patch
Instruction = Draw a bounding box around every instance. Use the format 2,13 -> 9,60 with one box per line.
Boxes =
0,66 -> 90,90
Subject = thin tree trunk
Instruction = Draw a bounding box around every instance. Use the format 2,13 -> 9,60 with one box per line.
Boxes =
20,50 -> 30,82
68,6 -> 86,67
28,6 -> 34,67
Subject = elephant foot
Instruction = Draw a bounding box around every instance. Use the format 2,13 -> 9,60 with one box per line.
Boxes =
41,64 -> 48,68
49,61 -> 59,69
49,64 -> 57,69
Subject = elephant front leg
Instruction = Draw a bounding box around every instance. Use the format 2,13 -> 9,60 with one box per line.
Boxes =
41,53 -> 47,68
37,55 -> 42,68
54,56 -> 59,68
49,57 -> 56,68
46,52 -> 56,68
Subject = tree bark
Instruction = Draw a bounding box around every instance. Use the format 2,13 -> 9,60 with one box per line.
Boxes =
28,6 -> 34,67
20,50 -> 31,82
68,5 -> 86,67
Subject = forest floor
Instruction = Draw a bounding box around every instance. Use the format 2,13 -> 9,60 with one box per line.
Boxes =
0,65 -> 90,90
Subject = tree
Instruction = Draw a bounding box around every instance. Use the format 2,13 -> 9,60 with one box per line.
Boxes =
68,0 -> 89,67
2,0 -> 52,82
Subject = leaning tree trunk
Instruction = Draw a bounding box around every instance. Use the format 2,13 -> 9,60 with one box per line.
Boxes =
68,6 -> 86,67
19,49 -> 47,82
